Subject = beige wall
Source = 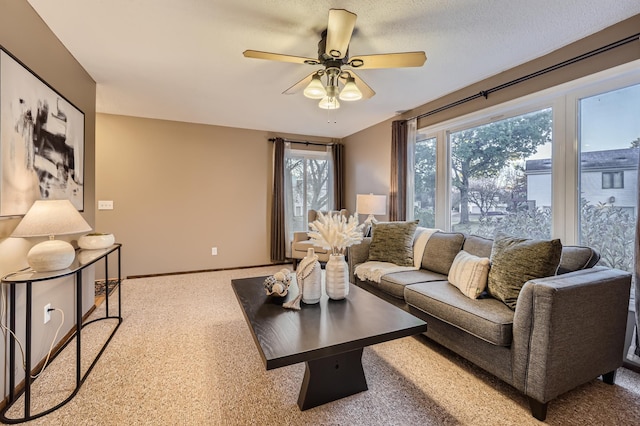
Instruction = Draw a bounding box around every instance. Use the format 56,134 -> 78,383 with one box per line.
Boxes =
343,14 -> 640,220
0,0 -> 96,399
343,117 -> 393,221
95,113 -> 332,278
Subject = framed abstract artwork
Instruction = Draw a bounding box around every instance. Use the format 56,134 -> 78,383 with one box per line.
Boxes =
0,47 -> 84,216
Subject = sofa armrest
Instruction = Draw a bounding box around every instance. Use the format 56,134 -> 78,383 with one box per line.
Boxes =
511,266 -> 631,403
292,231 -> 309,243
347,237 -> 371,284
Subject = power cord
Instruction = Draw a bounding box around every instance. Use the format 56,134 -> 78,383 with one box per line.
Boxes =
1,283 -> 66,379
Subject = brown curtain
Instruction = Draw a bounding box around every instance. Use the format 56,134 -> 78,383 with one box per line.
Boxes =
332,143 -> 345,210
270,138 -> 286,262
389,120 -> 408,221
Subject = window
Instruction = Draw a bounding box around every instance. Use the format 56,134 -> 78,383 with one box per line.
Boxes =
602,171 -> 624,189
449,108 -> 553,239
411,136 -> 436,227
578,83 -> 640,272
284,146 -> 334,256
410,63 -> 639,273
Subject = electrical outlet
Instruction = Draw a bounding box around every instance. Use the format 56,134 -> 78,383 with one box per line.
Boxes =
211,247 -> 218,256
44,303 -> 51,324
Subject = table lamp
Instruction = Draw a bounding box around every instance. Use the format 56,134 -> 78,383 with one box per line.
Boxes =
356,193 -> 387,236
11,199 -> 92,272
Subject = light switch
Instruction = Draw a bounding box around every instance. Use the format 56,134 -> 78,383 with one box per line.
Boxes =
98,200 -> 114,210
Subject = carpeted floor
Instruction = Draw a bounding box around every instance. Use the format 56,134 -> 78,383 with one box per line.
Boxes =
5,265 -> 640,425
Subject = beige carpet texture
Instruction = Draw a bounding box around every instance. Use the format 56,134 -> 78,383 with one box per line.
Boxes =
4,265 -> 640,425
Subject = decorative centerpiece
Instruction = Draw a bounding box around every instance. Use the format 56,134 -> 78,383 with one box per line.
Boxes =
307,211 -> 364,300
264,268 -> 292,297
78,232 -> 115,250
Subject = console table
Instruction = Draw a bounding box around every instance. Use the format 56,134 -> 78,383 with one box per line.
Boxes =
0,244 -> 123,424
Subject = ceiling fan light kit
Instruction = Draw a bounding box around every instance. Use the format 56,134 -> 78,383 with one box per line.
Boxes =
303,73 -> 326,99
243,8 -> 426,112
339,75 -> 362,101
319,95 -> 340,110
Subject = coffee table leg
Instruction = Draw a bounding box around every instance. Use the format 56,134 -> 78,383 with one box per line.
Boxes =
297,348 -> 368,410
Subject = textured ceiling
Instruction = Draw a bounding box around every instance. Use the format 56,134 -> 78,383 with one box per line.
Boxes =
26,0 -> 640,139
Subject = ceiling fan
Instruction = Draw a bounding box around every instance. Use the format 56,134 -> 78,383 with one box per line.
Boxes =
243,9 -> 427,110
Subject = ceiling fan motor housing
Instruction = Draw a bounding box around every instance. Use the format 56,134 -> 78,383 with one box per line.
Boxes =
318,30 -> 349,64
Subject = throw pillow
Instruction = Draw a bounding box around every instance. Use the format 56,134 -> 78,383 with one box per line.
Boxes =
368,221 -> 419,266
421,232 -> 465,275
487,232 -> 562,310
448,250 -> 490,299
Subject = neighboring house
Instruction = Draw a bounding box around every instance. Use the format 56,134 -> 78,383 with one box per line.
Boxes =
526,147 -> 639,212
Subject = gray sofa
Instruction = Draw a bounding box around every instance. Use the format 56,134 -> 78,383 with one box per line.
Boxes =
348,228 -> 632,421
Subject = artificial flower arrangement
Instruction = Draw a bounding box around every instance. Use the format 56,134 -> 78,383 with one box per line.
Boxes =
307,211 -> 365,255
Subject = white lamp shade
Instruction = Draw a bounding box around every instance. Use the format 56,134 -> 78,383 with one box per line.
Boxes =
339,77 -> 362,101
356,194 -> 387,216
319,96 -> 340,110
12,199 -> 92,238
303,75 -> 327,99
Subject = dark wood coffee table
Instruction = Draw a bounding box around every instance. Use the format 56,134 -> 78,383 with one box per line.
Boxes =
231,276 -> 427,410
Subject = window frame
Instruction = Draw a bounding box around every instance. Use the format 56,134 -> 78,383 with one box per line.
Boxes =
284,146 -> 334,231
413,59 -> 640,245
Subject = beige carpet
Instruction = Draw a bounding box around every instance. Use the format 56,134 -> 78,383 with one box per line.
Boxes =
6,265 -> 640,425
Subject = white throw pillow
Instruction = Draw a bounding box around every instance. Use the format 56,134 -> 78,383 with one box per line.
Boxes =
448,250 -> 490,299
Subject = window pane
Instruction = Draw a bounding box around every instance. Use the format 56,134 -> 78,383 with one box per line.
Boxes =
285,157 -> 305,234
305,158 -> 331,212
579,83 -> 640,272
413,136 -> 436,227
285,150 -> 332,239
450,108 -> 553,239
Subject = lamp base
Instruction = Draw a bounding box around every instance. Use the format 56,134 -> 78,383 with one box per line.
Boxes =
363,214 -> 379,237
364,214 -> 379,226
27,240 -> 76,272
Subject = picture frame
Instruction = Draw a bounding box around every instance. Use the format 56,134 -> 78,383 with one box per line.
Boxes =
0,46 -> 85,217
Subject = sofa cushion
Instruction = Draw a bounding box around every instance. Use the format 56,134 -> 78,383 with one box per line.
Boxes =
448,250 -> 490,299
421,232 -> 465,274
488,233 -> 562,310
462,234 -> 493,258
368,221 -> 419,267
377,269 -> 448,299
405,281 -> 515,346
557,246 -> 600,274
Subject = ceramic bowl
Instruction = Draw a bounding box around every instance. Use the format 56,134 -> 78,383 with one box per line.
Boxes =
78,233 -> 115,250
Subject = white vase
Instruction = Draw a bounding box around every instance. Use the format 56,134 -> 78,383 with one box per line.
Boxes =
298,248 -> 322,304
325,254 -> 349,300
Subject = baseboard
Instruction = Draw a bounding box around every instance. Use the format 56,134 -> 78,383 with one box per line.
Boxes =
623,360 -> 640,374
126,261 -> 293,279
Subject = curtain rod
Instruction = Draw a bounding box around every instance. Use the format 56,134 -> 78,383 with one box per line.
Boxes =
412,32 -> 640,121
268,138 -> 334,147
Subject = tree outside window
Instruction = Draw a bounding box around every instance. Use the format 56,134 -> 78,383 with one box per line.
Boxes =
449,108 -> 553,238
285,149 -> 333,237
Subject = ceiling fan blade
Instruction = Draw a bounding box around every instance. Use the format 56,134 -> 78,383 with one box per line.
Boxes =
325,9 -> 357,59
282,72 -> 316,95
340,71 -> 376,99
243,50 -> 319,65
348,52 -> 427,69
